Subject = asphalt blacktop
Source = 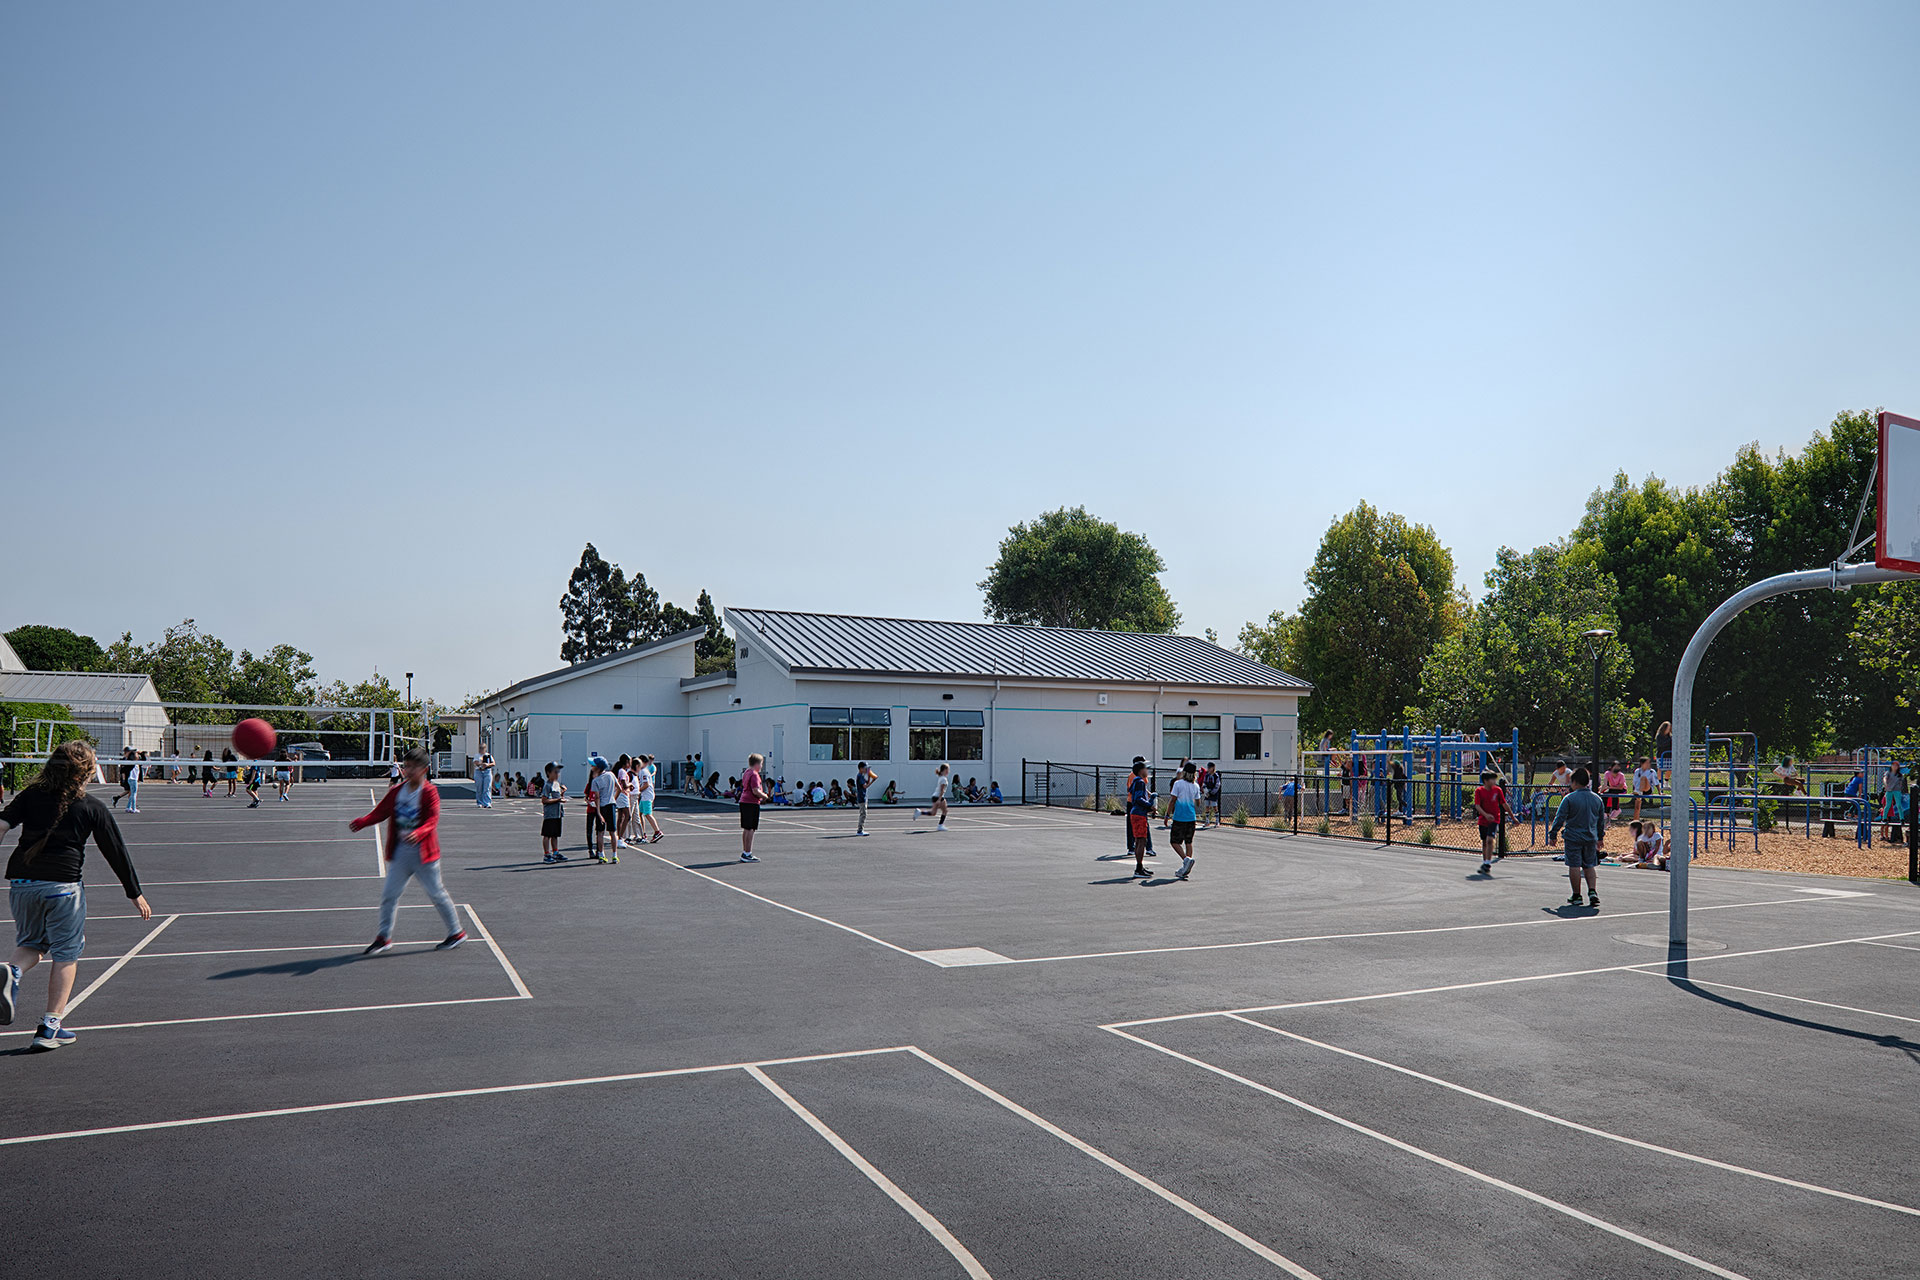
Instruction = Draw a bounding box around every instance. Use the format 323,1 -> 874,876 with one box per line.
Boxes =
4,783 -> 1918,1279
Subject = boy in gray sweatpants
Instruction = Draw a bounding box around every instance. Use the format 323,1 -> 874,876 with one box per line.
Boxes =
1548,766 -> 1607,909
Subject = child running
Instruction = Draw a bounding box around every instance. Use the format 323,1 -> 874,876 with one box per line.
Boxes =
244,763 -> 263,809
1169,761 -> 1202,880
917,764 -> 951,831
274,750 -> 292,803
738,752 -> 767,861
538,761 -> 569,862
1,742 -> 153,1050
349,749 -> 465,954
1473,770 -> 1510,875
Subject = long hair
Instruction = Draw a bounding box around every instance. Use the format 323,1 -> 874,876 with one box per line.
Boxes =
29,740 -> 97,826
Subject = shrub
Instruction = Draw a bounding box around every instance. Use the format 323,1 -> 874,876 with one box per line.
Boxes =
1105,798 -> 1124,815
1756,797 -> 1778,832
1358,815 -> 1375,840
1418,825 -> 1435,845
1079,794 -> 1096,810
1315,816 -> 1332,836
1230,803 -> 1249,827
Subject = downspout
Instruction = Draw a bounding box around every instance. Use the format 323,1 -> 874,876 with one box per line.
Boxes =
988,677 -> 1001,795
1153,685 -> 1165,773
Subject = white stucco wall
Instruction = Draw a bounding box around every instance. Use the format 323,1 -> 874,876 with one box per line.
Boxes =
479,640 -> 697,792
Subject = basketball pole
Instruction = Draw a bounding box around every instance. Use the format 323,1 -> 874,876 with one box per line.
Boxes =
1669,562 -> 1917,944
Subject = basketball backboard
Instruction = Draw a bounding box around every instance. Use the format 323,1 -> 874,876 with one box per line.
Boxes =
1877,410 -> 1920,572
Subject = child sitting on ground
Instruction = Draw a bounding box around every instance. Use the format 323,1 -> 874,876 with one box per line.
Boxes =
1623,820 -> 1669,870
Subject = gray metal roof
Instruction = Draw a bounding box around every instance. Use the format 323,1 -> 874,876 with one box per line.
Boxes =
475,627 -> 706,708
0,670 -> 161,709
726,608 -> 1311,690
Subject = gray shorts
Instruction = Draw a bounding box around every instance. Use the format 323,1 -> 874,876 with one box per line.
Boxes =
1562,841 -> 1600,869
10,879 -> 87,962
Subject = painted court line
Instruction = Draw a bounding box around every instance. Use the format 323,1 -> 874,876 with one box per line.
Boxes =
0,994 -> 531,1040
1858,939 -> 1920,954
1221,1013 -> 1920,1218
904,1046 -> 1321,1278
462,904 -> 532,999
64,915 -> 177,1015
73,943 -> 396,962
85,875 -> 378,888
1106,928 -> 1920,1028
0,1046 -> 914,1145
1104,1028 -> 1749,1279
747,1066 -> 993,1279
643,851 -> 930,962
89,904 -> 442,921
999,893 -> 1855,966
1622,969 -> 1920,1029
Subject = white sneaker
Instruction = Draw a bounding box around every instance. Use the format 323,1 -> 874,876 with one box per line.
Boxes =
1179,856 -> 1194,879
936,824 -> 946,831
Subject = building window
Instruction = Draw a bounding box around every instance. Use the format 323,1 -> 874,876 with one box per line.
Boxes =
908,708 -> 981,760
811,707 -> 891,762
1234,715 -> 1263,761
1163,714 -> 1221,761
508,717 -> 530,761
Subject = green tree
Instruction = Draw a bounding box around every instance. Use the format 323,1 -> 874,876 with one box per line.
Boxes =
691,589 -> 735,674
1285,503 -> 1461,737
5,625 -> 106,672
104,619 -> 239,723
1407,544 -> 1648,758
0,700 -> 85,787
1237,609 -> 1304,675
626,571 -> 663,643
559,543 -> 635,663
979,506 -> 1179,632
1851,582 -> 1920,749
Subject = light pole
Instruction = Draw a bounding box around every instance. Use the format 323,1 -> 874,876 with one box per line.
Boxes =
405,673 -> 414,705
1581,629 -> 1615,792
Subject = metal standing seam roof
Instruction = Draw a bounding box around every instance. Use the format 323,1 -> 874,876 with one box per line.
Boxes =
0,670 -> 161,709
726,608 -> 1312,690
475,627 -> 707,708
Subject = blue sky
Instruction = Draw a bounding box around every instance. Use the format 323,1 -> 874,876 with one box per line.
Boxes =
4,2 -> 1916,702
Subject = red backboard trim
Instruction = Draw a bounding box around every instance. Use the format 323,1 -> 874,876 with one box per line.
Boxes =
1878,411 -> 1920,572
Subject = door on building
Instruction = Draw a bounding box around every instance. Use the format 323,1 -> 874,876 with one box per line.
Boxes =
559,730 -> 587,793
771,724 -> 784,780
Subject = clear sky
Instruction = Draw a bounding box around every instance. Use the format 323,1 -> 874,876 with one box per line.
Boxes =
4,2 -> 1917,703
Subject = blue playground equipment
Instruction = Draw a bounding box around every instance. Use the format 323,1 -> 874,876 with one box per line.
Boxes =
1306,727 -> 1522,822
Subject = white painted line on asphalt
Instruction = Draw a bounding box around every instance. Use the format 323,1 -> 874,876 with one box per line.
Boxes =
1624,968 -> 1920,1029
904,1046 -> 1322,1278
63,915 -> 177,1015
0,1045 -> 916,1145
1001,894 -> 1853,966
1221,1013 -> 1920,1218
1103,1028 -> 1751,1279
1857,939 -> 1920,954
72,943 -> 395,962
641,851 -> 932,963
0,994 -> 531,1040
914,948 -> 1015,967
461,903 -> 531,999
88,904 -> 441,920
747,1066 -> 993,1279
1105,928 -> 1920,1028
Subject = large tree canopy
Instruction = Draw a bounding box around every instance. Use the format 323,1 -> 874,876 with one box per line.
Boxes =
1281,503 -> 1461,738
558,542 -> 736,668
5,625 -> 105,672
979,507 -> 1179,632
1406,543 -> 1647,758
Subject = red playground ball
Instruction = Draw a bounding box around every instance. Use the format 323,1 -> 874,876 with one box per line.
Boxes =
232,718 -> 277,759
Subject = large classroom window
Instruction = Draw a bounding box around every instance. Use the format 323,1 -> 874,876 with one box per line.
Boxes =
1162,714 -> 1221,761
1234,715 -> 1263,761
507,718 -> 530,760
908,709 -> 984,760
810,707 -> 891,761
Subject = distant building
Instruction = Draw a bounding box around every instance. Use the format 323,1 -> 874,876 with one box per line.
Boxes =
0,669 -> 171,755
473,610 -> 1309,797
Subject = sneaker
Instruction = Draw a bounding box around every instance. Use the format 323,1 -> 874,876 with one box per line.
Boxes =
1180,856 -> 1195,877
856,831 -> 869,837
609,853 -> 619,864
30,1018 -> 74,1051
1566,893 -> 1584,906
1478,862 -> 1492,874
936,824 -> 947,831
592,855 -> 608,864
650,831 -> 663,843
542,853 -> 558,863
1587,894 -> 1600,909
0,963 -> 17,1025
1132,866 -> 1151,878
363,937 -> 393,956
436,931 -> 466,951
247,800 -> 260,808
553,853 -> 570,862
740,852 -> 758,862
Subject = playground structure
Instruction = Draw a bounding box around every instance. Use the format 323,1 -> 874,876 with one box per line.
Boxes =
1300,727 -> 1522,823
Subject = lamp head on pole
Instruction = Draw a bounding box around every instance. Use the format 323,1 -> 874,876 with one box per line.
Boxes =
1581,628 -> 1616,661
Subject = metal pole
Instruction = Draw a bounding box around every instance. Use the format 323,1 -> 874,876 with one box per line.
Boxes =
1591,647 -> 1603,799
1669,563 -> 1914,943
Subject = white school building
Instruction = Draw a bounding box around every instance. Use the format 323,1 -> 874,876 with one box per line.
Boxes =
473,609 -> 1310,798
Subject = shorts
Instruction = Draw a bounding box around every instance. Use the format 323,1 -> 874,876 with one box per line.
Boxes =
1127,814 -> 1150,840
739,803 -> 760,830
10,879 -> 86,962
275,770 -> 290,781
1478,823 -> 1499,840
637,799 -> 653,815
1170,819 -> 1196,843
1562,841 -> 1600,869
596,804 -> 616,830
541,817 -> 562,838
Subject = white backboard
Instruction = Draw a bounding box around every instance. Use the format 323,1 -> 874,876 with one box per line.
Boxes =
1878,411 -> 1920,572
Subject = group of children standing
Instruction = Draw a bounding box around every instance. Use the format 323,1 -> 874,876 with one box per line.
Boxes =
1123,757 -> 1202,882
530,752 -> 666,864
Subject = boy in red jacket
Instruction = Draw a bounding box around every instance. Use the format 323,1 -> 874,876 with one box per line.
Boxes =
349,749 -> 464,955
